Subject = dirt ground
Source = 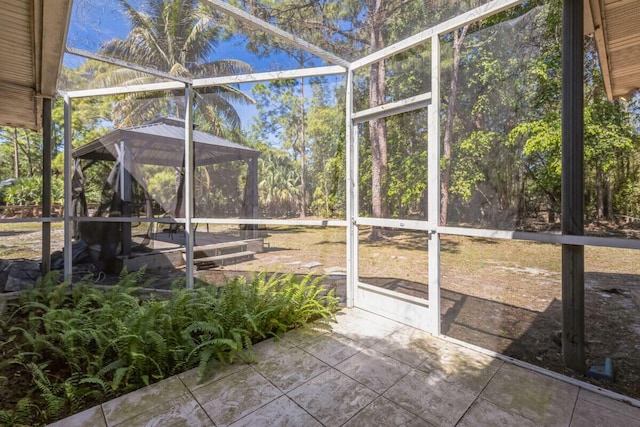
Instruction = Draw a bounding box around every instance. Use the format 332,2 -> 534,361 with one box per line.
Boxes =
2,223 -> 640,399
200,226 -> 640,399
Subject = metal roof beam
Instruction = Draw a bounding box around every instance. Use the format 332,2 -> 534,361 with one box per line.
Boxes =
65,66 -> 346,98
351,0 -> 526,70
193,66 -> 346,87
65,47 -> 193,84
199,0 -> 350,68
65,81 -> 185,99
352,92 -> 431,123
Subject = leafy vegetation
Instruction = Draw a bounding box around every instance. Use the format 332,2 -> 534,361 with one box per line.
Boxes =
0,269 -> 339,426
236,0 -> 640,229
90,0 -> 253,134
2,177 -> 64,206
3,0 -> 640,228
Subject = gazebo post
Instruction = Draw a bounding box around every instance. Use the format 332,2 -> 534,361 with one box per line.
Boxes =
120,141 -> 133,256
240,156 -> 259,239
561,0 -> 585,372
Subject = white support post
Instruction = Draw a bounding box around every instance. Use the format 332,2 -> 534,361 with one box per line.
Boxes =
427,35 -> 442,335
63,95 -> 73,282
345,69 -> 357,308
184,84 -> 195,288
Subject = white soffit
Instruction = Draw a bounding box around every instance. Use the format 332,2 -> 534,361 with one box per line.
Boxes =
586,0 -> 640,100
0,0 -> 72,130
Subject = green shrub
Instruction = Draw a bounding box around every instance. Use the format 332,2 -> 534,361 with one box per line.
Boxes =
1,177 -> 64,206
0,270 -> 339,426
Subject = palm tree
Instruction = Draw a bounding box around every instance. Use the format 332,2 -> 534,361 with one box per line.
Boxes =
92,0 -> 253,134
86,0 -> 256,221
258,150 -> 301,217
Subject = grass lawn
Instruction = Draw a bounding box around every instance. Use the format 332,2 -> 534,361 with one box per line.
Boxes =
2,222 -> 639,398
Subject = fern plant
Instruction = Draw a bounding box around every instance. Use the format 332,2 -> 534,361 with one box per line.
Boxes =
0,397 -> 40,427
0,269 -> 339,426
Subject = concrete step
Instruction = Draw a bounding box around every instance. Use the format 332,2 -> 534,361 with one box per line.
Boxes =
190,250 -> 255,268
187,241 -> 248,252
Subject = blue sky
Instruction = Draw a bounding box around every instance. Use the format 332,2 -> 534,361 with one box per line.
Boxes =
64,0 -> 328,71
63,0 -> 342,132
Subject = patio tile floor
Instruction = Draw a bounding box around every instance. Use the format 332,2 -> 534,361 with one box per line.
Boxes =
50,308 -> 640,427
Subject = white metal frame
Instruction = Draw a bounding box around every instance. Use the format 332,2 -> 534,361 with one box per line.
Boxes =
66,47 -> 193,84
184,84 -> 195,288
6,0 -> 631,343
344,0 -> 528,332
428,34 -> 442,334
352,93 -> 432,123
348,73 -> 434,331
345,69 -> 357,308
199,0 -> 350,68
63,94 -> 73,281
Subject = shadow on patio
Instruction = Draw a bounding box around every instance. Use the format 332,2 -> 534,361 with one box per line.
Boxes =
49,306 -> 640,426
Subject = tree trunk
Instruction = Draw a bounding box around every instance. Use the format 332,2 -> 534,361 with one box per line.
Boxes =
606,176 -> 613,220
440,25 -> 469,226
13,128 -> 19,178
368,0 -> 388,241
595,163 -> 604,219
22,130 -> 33,176
174,165 -> 185,218
324,154 -> 330,216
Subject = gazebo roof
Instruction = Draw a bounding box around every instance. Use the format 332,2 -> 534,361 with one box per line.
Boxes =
73,117 -> 259,167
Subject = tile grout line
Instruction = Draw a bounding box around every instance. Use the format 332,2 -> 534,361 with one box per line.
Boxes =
326,348 -> 432,425
250,360 -> 330,424
368,344 -> 434,370
284,332 -> 383,427
177,374 -> 218,426
336,394 -> 382,427
577,389 -> 640,419
283,391 -> 328,427
439,333 -> 640,409
208,366 -> 285,426
568,386 -> 581,427
299,318 -> 437,424
379,367 -> 434,424
99,403 -> 109,427
453,358 -> 505,426
278,364 -> 350,427
224,333 -> 343,425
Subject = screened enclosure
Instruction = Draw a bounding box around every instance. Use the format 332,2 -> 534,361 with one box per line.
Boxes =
2,0 -> 640,400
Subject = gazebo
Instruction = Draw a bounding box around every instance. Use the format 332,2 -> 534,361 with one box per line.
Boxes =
72,116 -> 259,260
